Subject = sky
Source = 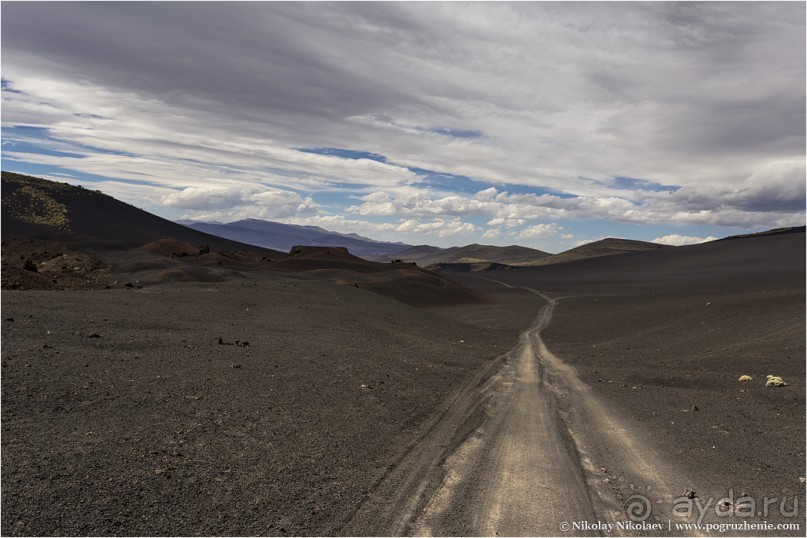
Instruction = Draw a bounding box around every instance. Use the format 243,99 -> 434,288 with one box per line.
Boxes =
2,2 -> 805,252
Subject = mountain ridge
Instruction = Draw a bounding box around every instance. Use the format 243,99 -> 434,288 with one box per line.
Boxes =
512,237 -> 670,267
392,243 -> 552,268
183,219 -> 409,260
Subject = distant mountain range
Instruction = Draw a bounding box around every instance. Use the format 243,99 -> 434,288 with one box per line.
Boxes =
178,219 -> 409,260
178,219 -> 556,268
179,218 -> 673,271
6,172 -> 802,276
0,173 -> 682,273
391,243 -> 552,271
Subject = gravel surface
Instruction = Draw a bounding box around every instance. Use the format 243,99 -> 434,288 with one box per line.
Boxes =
2,277 -> 515,536
3,230 -> 804,536
449,232 -> 806,534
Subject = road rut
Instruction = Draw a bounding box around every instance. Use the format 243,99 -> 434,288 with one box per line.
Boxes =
343,287 -> 699,536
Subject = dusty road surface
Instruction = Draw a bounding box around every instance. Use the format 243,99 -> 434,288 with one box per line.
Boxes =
411,290 -> 597,537
345,290 -> 599,536
345,285 -> 732,536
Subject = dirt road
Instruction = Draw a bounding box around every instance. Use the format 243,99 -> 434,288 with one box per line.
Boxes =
344,285 -> 702,536
411,291 -> 597,536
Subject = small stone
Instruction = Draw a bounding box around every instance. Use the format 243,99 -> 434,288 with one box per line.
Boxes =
766,375 -> 787,387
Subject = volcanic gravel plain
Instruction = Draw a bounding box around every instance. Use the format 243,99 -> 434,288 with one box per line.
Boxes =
2,211 -> 805,536
434,230 -> 805,537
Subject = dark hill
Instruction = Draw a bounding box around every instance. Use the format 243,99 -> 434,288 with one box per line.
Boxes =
1,173 -> 480,306
494,229 -> 805,293
389,244 -> 444,262
719,225 -> 806,241
394,243 -> 551,267
269,245 -> 482,307
518,237 -> 669,266
1,172 -> 283,257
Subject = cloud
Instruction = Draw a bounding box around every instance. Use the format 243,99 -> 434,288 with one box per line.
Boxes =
652,234 -> 718,246
280,214 -> 396,236
519,224 -> 559,238
346,184 -> 805,231
162,183 -> 314,221
482,228 -> 501,239
1,2 -> 803,242
1,73 -> 421,195
163,186 -> 260,211
394,218 -> 479,238
731,161 -> 806,212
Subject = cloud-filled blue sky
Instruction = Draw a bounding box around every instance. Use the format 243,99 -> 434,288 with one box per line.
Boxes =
2,2 -> 804,251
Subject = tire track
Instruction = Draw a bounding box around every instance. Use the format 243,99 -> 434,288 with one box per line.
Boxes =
410,292 -> 597,536
345,281 -> 701,536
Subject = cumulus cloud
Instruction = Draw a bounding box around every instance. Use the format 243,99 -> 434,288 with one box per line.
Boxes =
395,218 -> 479,238
347,185 -> 804,232
482,228 -> 501,239
162,183 -> 314,221
520,224 -> 559,238
280,214 -> 397,237
652,234 -> 718,246
163,186 -> 257,211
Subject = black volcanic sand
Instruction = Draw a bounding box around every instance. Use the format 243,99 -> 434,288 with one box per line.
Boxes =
451,232 -> 806,533
1,277 -> 517,536
3,229 -> 805,536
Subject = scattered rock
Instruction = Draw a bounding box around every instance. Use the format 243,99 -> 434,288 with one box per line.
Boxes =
231,363 -> 242,369
218,337 -> 250,347
738,375 -> 752,382
87,333 -> 101,338
766,375 -> 787,387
